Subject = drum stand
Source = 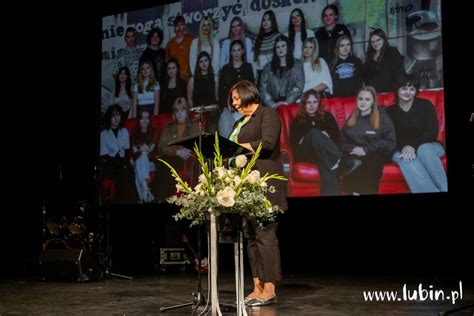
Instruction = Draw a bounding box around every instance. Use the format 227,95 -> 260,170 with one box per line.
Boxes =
41,201 -> 47,248
98,162 -> 133,280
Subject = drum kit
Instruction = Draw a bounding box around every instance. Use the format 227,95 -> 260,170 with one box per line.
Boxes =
43,201 -> 100,254
42,200 -> 130,280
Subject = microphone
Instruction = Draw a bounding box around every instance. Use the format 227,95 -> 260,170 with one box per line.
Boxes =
188,104 -> 219,113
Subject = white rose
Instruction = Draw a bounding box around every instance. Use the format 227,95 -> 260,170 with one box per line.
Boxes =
216,187 -> 236,207
247,170 -> 261,185
215,167 -> 227,179
235,155 -> 248,168
234,175 -> 242,186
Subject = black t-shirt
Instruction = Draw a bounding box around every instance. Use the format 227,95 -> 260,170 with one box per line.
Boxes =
387,97 -> 439,150
331,55 -> 363,97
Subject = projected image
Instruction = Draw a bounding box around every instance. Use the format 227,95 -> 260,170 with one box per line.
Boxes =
100,0 -> 446,203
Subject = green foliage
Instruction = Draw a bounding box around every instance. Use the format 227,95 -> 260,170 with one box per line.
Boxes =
160,133 -> 287,227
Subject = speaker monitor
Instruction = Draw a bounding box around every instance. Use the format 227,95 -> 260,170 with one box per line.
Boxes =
39,248 -> 102,282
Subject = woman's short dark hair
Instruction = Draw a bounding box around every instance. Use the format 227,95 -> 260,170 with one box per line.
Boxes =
228,80 -> 261,110
394,74 -> 420,93
103,104 -> 125,129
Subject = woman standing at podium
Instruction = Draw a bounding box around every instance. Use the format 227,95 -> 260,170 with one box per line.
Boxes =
228,80 -> 287,307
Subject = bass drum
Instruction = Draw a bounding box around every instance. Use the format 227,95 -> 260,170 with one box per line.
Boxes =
43,238 -> 69,249
44,237 -> 85,250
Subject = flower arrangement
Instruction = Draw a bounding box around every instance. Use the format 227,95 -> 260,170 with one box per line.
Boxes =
159,133 -> 287,227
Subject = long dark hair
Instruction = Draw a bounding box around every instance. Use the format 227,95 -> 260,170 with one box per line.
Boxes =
288,8 -> 308,53
164,58 -> 181,85
228,39 -> 245,65
194,51 -> 214,78
295,89 -> 326,123
114,67 -> 132,98
254,10 -> 279,62
132,109 -> 155,145
367,28 -> 389,63
271,35 -> 294,72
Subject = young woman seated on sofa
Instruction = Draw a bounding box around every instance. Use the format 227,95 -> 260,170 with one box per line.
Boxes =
387,76 -> 447,193
340,86 -> 396,195
289,89 -> 341,196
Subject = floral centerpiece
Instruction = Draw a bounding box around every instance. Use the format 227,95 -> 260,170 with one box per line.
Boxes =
159,134 -> 286,227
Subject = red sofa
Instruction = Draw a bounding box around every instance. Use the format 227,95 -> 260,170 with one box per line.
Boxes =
277,89 -> 446,197
125,113 -> 173,139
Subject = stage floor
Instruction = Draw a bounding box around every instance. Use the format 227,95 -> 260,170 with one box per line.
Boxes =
1,272 -> 472,315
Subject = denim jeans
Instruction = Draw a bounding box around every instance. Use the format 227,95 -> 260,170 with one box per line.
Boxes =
134,153 -> 156,201
392,142 -> 447,193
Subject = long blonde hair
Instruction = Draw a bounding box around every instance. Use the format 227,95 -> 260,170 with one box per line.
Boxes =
138,60 -> 158,93
171,97 -> 190,123
303,37 -> 321,71
346,86 -> 380,129
331,35 -> 352,71
197,16 -> 215,58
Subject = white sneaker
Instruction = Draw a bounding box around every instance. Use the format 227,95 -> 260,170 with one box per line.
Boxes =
146,190 -> 155,202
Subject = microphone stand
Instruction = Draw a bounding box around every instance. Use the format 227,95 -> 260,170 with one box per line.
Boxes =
160,108 -> 212,315
159,112 -> 251,315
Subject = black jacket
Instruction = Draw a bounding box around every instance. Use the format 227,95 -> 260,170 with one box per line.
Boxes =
235,105 -> 288,210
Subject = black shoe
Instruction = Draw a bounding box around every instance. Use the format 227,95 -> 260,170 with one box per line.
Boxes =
341,159 -> 362,175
